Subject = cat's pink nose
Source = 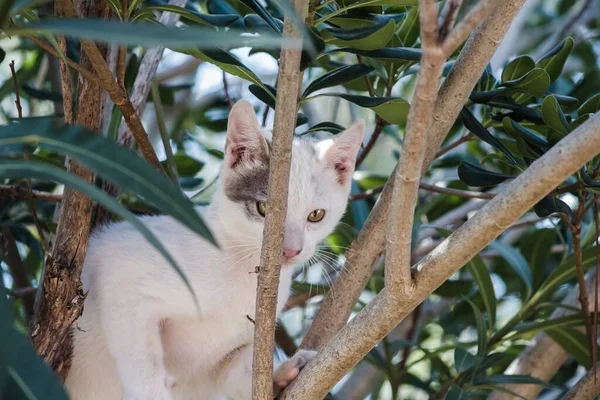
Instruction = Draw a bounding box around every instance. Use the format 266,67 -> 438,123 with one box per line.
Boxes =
283,248 -> 302,259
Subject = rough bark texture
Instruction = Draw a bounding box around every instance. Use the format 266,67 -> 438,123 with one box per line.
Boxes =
299,0 -> 520,353
561,362 -> 600,400
283,111 -> 600,399
386,0 -> 442,297
29,0 -> 109,379
489,271 -> 598,400
251,0 -> 307,397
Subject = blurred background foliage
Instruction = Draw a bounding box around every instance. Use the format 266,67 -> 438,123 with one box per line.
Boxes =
1,0 -> 600,398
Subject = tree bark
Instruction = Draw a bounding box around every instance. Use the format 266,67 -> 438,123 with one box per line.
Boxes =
251,0 -> 307,398
29,0 -> 109,380
283,111 -> 600,399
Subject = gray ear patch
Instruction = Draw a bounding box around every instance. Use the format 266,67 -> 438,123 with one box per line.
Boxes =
224,163 -> 270,206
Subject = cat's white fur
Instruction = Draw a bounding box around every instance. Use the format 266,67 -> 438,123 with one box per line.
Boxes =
65,100 -> 364,400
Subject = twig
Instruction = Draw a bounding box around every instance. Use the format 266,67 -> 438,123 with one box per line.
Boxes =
151,78 -> 178,183
435,133 -> 473,158
0,184 -> 62,202
349,185 -> 384,201
275,324 -> 298,357
9,61 -> 23,119
442,0 -> 501,56
357,55 -> 375,97
115,0 -> 188,150
223,71 -> 234,108
355,118 -> 386,168
283,291 -> 322,311
116,0 -> 129,87
26,35 -> 99,87
1,228 -> 36,321
385,0 -> 443,297
9,286 -> 38,298
252,0 -> 308,397
438,0 -> 463,41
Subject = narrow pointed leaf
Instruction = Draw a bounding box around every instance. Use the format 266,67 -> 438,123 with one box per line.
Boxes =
308,93 -> 409,125
458,161 -> 512,187
141,5 -> 239,26
460,108 -> 517,164
327,47 -> 422,62
463,297 -> 487,361
0,160 -> 197,305
298,122 -> 346,135
488,241 -> 532,298
454,348 -> 476,373
467,256 -> 496,327
0,118 -> 216,246
474,374 -> 552,387
303,64 -> 374,96
324,19 -> 395,51
547,328 -> 593,368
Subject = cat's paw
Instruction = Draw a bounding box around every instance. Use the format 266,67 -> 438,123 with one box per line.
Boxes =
273,350 -> 317,393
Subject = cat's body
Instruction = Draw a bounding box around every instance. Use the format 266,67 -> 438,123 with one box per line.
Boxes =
65,101 -> 364,400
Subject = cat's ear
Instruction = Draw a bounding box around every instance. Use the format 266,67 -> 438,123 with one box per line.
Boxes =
319,120 -> 365,185
225,100 -> 269,168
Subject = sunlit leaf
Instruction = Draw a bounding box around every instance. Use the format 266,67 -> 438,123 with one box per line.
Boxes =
502,56 -> 535,83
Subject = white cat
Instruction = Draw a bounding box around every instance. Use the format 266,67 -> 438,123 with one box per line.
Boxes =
64,100 -> 364,400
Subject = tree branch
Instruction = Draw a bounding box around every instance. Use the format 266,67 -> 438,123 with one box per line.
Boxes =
251,0 -> 308,397
0,184 -> 62,202
1,228 -> 36,321
442,0 -> 502,56
385,0 -> 443,297
438,0 -> 463,42
295,0 -> 526,355
283,112 -> 600,399
561,361 -> 600,400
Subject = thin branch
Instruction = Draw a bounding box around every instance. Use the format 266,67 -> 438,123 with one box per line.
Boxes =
0,184 -> 62,202
385,0 -> 443,297
442,0 -> 502,56
357,55 -> 375,97
547,0 -> 594,53
435,133 -> 473,158
438,0 -> 463,41
26,35 -> 99,87
355,117 -> 386,167
349,185 -> 384,201
1,228 -> 36,321
419,182 -> 495,199
283,109 -> 600,399
275,324 -> 298,357
151,78 -> 178,183
9,61 -> 23,119
115,0 -> 188,150
251,0 -> 308,397
223,71 -> 234,108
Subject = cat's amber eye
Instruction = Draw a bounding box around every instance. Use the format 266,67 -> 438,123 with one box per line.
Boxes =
307,209 -> 325,222
256,200 -> 267,217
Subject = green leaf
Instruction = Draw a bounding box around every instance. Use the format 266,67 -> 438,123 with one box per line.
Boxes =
0,0 -> 16,27
522,229 -> 556,291
463,297 -> 487,362
458,161 -> 512,187
0,160 -> 197,307
460,108 -> 517,164
237,0 -> 282,33
434,279 -> 473,298
501,56 -> 535,83
467,255 -> 496,326
533,196 -> 572,219
298,122 -> 346,136
541,95 -> 569,137
454,347 -> 476,373
579,93 -> 600,115
0,117 -> 216,246
540,246 -> 600,295
466,385 -> 528,400
502,117 -> 550,150
397,4 -> 419,47
554,94 -> 579,109
188,48 -> 272,96
303,64 -> 374,96
249,83 -> 277,108
502,68 -> 551,97
473,374 -> 551,387
327,47 -> 422,63
445,385 -> 470,400
324,19 -> 395,51
12,19 -> 291,49
307,93 -> 409,125
546,328 -> 592,368
537,37 -> 574,82
165,153 -> 204,176
513,314 -> 586,338
141,5 -> 239,27
487,241 -> 532,298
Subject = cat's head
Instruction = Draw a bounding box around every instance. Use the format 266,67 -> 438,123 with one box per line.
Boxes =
216,100 -> 364,267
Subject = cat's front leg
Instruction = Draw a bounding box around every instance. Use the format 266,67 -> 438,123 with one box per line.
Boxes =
213,344 -> 316,399
103,306 -> 174,400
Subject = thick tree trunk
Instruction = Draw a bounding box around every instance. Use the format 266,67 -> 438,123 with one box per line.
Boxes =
29,0 -> 109,380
